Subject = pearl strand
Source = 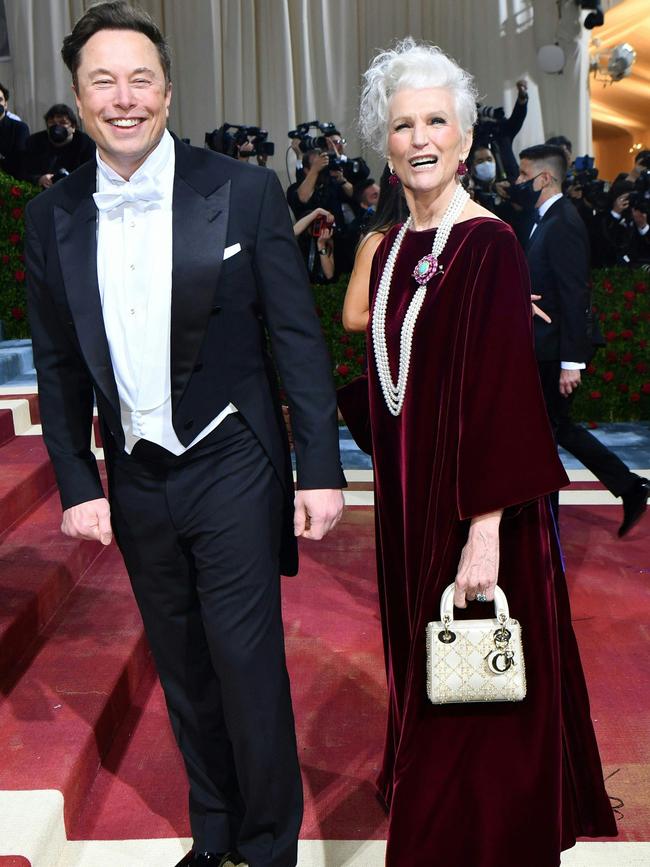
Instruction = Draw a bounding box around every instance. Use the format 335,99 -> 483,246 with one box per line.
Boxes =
372,184 -> 469,416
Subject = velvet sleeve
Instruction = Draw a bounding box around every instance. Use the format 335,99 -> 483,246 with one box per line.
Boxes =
456,224 -> 569,519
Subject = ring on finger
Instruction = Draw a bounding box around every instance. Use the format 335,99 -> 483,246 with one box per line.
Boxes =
476,591 -> 488,603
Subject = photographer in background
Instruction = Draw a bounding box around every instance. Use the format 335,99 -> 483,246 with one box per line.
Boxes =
468,145 -> 520,229
286,147 -> 357,273
602,170 -> 650,267
292,207 -> 335,282
0,83 -> 30,179
473,79 -> 528,181
205,123 -> 274,167
21,103 -> 95,189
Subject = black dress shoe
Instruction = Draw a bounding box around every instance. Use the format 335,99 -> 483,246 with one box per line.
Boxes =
619,476 -> 649,537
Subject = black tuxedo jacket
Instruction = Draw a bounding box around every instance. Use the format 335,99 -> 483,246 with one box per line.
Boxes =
25,136 -> 345,575
526,195 -> 592,364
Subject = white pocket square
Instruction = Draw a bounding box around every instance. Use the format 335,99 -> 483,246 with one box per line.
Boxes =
223,243 -> 241,261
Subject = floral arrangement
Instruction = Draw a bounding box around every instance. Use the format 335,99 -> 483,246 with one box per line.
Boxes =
0,173 -> 39,339
572,268 -> 649,422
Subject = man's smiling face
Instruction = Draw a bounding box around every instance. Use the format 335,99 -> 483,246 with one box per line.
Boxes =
73,28 -> 172,179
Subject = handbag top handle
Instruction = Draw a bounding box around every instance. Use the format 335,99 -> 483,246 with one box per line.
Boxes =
439,583 -> 510,625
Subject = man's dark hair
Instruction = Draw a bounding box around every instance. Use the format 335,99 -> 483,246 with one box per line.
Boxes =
519,144 -> 568,182
61,0 -> 171,88
635,149 -> 650,166
44,103 -> 79,128
545,135 -> 572,153
0,82 -> 9,102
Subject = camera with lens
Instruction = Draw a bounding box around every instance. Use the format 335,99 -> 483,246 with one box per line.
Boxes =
205,123 -> 275,159
52,167 -> 70,184
288,120 -> 338,153
566,155 -> 607,211
628,169 -> 650,214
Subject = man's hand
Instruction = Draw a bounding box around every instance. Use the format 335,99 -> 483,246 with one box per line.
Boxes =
559,368 -> 581,396
531,294 -> 551,323
516,79 -> 528,102
309,152 -> 329,176
39,173 -> 54,189
294,489 -> 344,540
612,192 -> 629,216
61,497 -> 112,545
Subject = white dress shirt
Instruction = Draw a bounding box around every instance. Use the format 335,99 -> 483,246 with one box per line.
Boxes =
530,192 -> 585,371
96,129 -> 236,455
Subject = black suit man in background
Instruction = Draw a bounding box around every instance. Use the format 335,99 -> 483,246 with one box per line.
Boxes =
0,82 -> 30,179
25,3 -> 345,867
21,103 -> 95,188
517,144 -> 648,536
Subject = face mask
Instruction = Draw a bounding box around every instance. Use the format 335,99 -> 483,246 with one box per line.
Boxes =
48,124 -> 71,145
474,161 -> 496,183
509,174 -> 543,210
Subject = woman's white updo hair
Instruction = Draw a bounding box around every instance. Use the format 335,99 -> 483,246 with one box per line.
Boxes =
359,37 -> 479,155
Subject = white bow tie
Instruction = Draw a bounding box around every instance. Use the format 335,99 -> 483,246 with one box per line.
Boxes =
93,176 -> 164,212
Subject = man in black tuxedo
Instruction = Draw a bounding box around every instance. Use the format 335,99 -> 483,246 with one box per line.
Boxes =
25,4 -> 345,867
517,144 -> 648,536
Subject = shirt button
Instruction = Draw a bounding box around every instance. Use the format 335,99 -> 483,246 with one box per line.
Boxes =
130,308 -> 135,315
130,263 -> 135,270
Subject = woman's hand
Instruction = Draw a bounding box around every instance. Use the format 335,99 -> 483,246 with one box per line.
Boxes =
453,510 -> 502,608
531,294 -> 551,323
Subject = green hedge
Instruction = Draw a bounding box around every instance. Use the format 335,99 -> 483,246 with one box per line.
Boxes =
313,267 -> 650,423
0,172 -> 39,339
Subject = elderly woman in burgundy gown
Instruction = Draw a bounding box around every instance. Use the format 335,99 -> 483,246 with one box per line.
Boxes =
347,38 -> 616,867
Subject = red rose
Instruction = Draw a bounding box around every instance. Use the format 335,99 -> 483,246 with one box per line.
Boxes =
621,352 -> 633,364
589,391 -> 602,400
587,421 -> 598,429
336,364 -> 350,376
356,355 -> 364,365
599,313 -> 607,322
624,302 -> 633,311
620,329 -> 633,340
344,347 -> 354,359
1,254 -> 9,265
604,285 -> 614,295
606,350 -> 618,363
11,206 -> 23,220
602,371 -> 615,382
339,334 -> 349,344
10,306 -> 24,320
642,383 -> 650,395
14,269 -> 25,282
9,185 -> 22,198
630,393 -> 641,402
634,281 -> 647,293
636,362 -> 647,373
605,330 -> 617,342
618,383 -> 629,393
611,312 -> 621,321
602,279 -> 613,290
639,340 -> 647,350
587,363 -> 597,375
9,232 -> 20,245
623,290 -> 636,302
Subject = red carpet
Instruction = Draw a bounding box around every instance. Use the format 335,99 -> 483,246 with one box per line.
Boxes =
0,401 -> 648,846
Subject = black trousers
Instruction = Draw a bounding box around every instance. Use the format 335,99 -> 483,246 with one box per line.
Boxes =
537,361 -> 636,513
106,413 -> 302,867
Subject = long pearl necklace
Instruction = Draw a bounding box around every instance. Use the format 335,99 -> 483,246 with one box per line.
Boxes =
372,183 -> 469,416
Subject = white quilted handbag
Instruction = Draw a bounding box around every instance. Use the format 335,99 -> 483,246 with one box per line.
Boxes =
426,583 -> 526,704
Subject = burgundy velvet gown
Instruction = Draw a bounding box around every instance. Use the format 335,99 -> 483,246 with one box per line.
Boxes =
364,218 -> 617,867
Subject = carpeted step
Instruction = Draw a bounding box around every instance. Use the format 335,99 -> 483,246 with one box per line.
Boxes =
0,491 -> 105,682
0,408 -> 15,445
0,392 -> 41,425
0,438 -> 56,536
0,542 -> 152,833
